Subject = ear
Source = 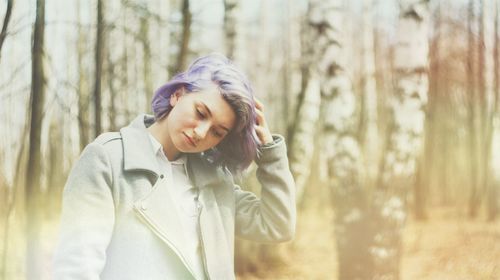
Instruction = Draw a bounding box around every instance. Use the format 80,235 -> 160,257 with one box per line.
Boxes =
170,88 -> 185,107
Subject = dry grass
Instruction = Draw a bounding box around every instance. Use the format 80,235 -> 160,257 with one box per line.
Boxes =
402,208 -> 500,280
239,205 -> 500,280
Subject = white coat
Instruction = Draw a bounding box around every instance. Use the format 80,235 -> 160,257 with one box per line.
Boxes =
53,115 -> 296,280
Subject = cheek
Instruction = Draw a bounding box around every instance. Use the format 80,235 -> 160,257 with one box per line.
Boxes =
172,112 -> 197,129
181,119 -> 198,129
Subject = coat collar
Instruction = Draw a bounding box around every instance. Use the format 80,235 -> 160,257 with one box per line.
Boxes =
121,114 -> 227,188
120,114 -> 160,176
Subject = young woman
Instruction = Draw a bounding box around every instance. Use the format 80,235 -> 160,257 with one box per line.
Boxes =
53,54 -> 296,280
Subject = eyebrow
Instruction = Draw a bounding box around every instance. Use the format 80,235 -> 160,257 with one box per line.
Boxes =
201,102 -> 230,132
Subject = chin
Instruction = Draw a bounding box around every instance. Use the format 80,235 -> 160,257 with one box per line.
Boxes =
175,141 -> 197,153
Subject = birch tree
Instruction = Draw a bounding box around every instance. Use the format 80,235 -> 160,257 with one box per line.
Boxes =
305,0 -> 371,278
417,0 -> 442,219
222,0 -> 248,71
371,0 -> 429,277
26,0 -> 46,277
287,0 -> 322,203
360,0 -> 379,186
223,0 -> 238,59
283,0 -> 301,133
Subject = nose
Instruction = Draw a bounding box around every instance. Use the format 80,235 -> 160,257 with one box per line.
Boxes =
193,121 -> 210,140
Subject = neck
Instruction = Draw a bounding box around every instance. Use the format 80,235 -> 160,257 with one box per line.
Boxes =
147,121 -> 180,161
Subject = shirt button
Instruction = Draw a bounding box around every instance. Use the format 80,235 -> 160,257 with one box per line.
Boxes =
159,174 -> 164,179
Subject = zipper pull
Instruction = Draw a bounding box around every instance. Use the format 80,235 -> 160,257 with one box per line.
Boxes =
195,196 -> 202,215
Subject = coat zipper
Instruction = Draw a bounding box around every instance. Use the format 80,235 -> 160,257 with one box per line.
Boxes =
196,197 -> 211,280
134,206 -> 198,279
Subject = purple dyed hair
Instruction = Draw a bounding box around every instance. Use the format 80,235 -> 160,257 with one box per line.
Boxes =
151,53 -> 259,173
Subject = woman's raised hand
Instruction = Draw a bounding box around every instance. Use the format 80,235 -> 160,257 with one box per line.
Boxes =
254,97 -> 273,145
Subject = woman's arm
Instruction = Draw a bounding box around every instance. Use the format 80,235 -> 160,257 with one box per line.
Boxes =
53,141 -> 115,280
233,135 -> 296,242
233,98 -> 296,242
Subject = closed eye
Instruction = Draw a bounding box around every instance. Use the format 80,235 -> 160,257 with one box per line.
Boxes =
212,130 -> 224,138
196,108 -> 206,119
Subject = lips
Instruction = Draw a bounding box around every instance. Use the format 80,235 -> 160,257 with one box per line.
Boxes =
183,133 -> 196,147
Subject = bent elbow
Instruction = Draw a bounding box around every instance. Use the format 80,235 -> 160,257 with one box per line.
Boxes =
278,232 -> 294,243
274,222 -> 296,242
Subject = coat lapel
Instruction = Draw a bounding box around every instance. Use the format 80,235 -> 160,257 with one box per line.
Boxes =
120,114 -> 159,176
121,115 -> 197,278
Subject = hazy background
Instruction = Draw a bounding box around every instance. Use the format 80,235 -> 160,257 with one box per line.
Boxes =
1,0 -> 499,279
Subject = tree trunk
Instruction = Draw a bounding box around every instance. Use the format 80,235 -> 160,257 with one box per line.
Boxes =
417,0 -> 442,219
481,0 -> 496,219
371,1 -> 429,278
360,0 -> 379,186
488,0 -> 499,221
469,0 -> 496,218
25,0 -> 46,277
287,1 -> 322,204
223,0 -> 238,59
150,0 -> 171,85
288,76 -> 321,202
0,0 -> 14,63
94,0 -> 104,137
482,0 -> 496,191
120,5 -> 130,121
77,0 -> 90,150
1,152 -> 12,279
306,0 -> 371,278
282,0 -> 301,135
106,48 -> 117,131
139,7 -> 153,113
47,117 -> 64,217
467,0 -> 482,218
175,0 -> 191,73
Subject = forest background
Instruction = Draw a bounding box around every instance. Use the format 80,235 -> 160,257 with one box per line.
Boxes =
1,0 -> 500,279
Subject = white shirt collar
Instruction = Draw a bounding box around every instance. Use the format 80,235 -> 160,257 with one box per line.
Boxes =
147,132 -> 187,165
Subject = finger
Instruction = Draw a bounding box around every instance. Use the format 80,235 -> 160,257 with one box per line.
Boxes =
254,97 -> 264,111
255,107 -> 265,125
254,125 -> 265,139
254,124 -> 273,144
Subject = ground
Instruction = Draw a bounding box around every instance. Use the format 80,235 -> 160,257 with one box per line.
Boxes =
238,202 -> 500,280
2,203 -> 499,279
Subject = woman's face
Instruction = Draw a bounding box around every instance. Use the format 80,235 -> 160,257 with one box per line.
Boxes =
162,86 -> 236,157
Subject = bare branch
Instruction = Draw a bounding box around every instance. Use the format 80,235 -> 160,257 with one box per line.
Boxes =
0,0 -> 14,63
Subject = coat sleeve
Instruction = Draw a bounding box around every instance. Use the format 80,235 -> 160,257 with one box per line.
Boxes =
53,141 -> 115,280
233,135 -> 296,243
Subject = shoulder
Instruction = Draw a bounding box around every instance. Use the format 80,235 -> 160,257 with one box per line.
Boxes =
81,132 -> 124,164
